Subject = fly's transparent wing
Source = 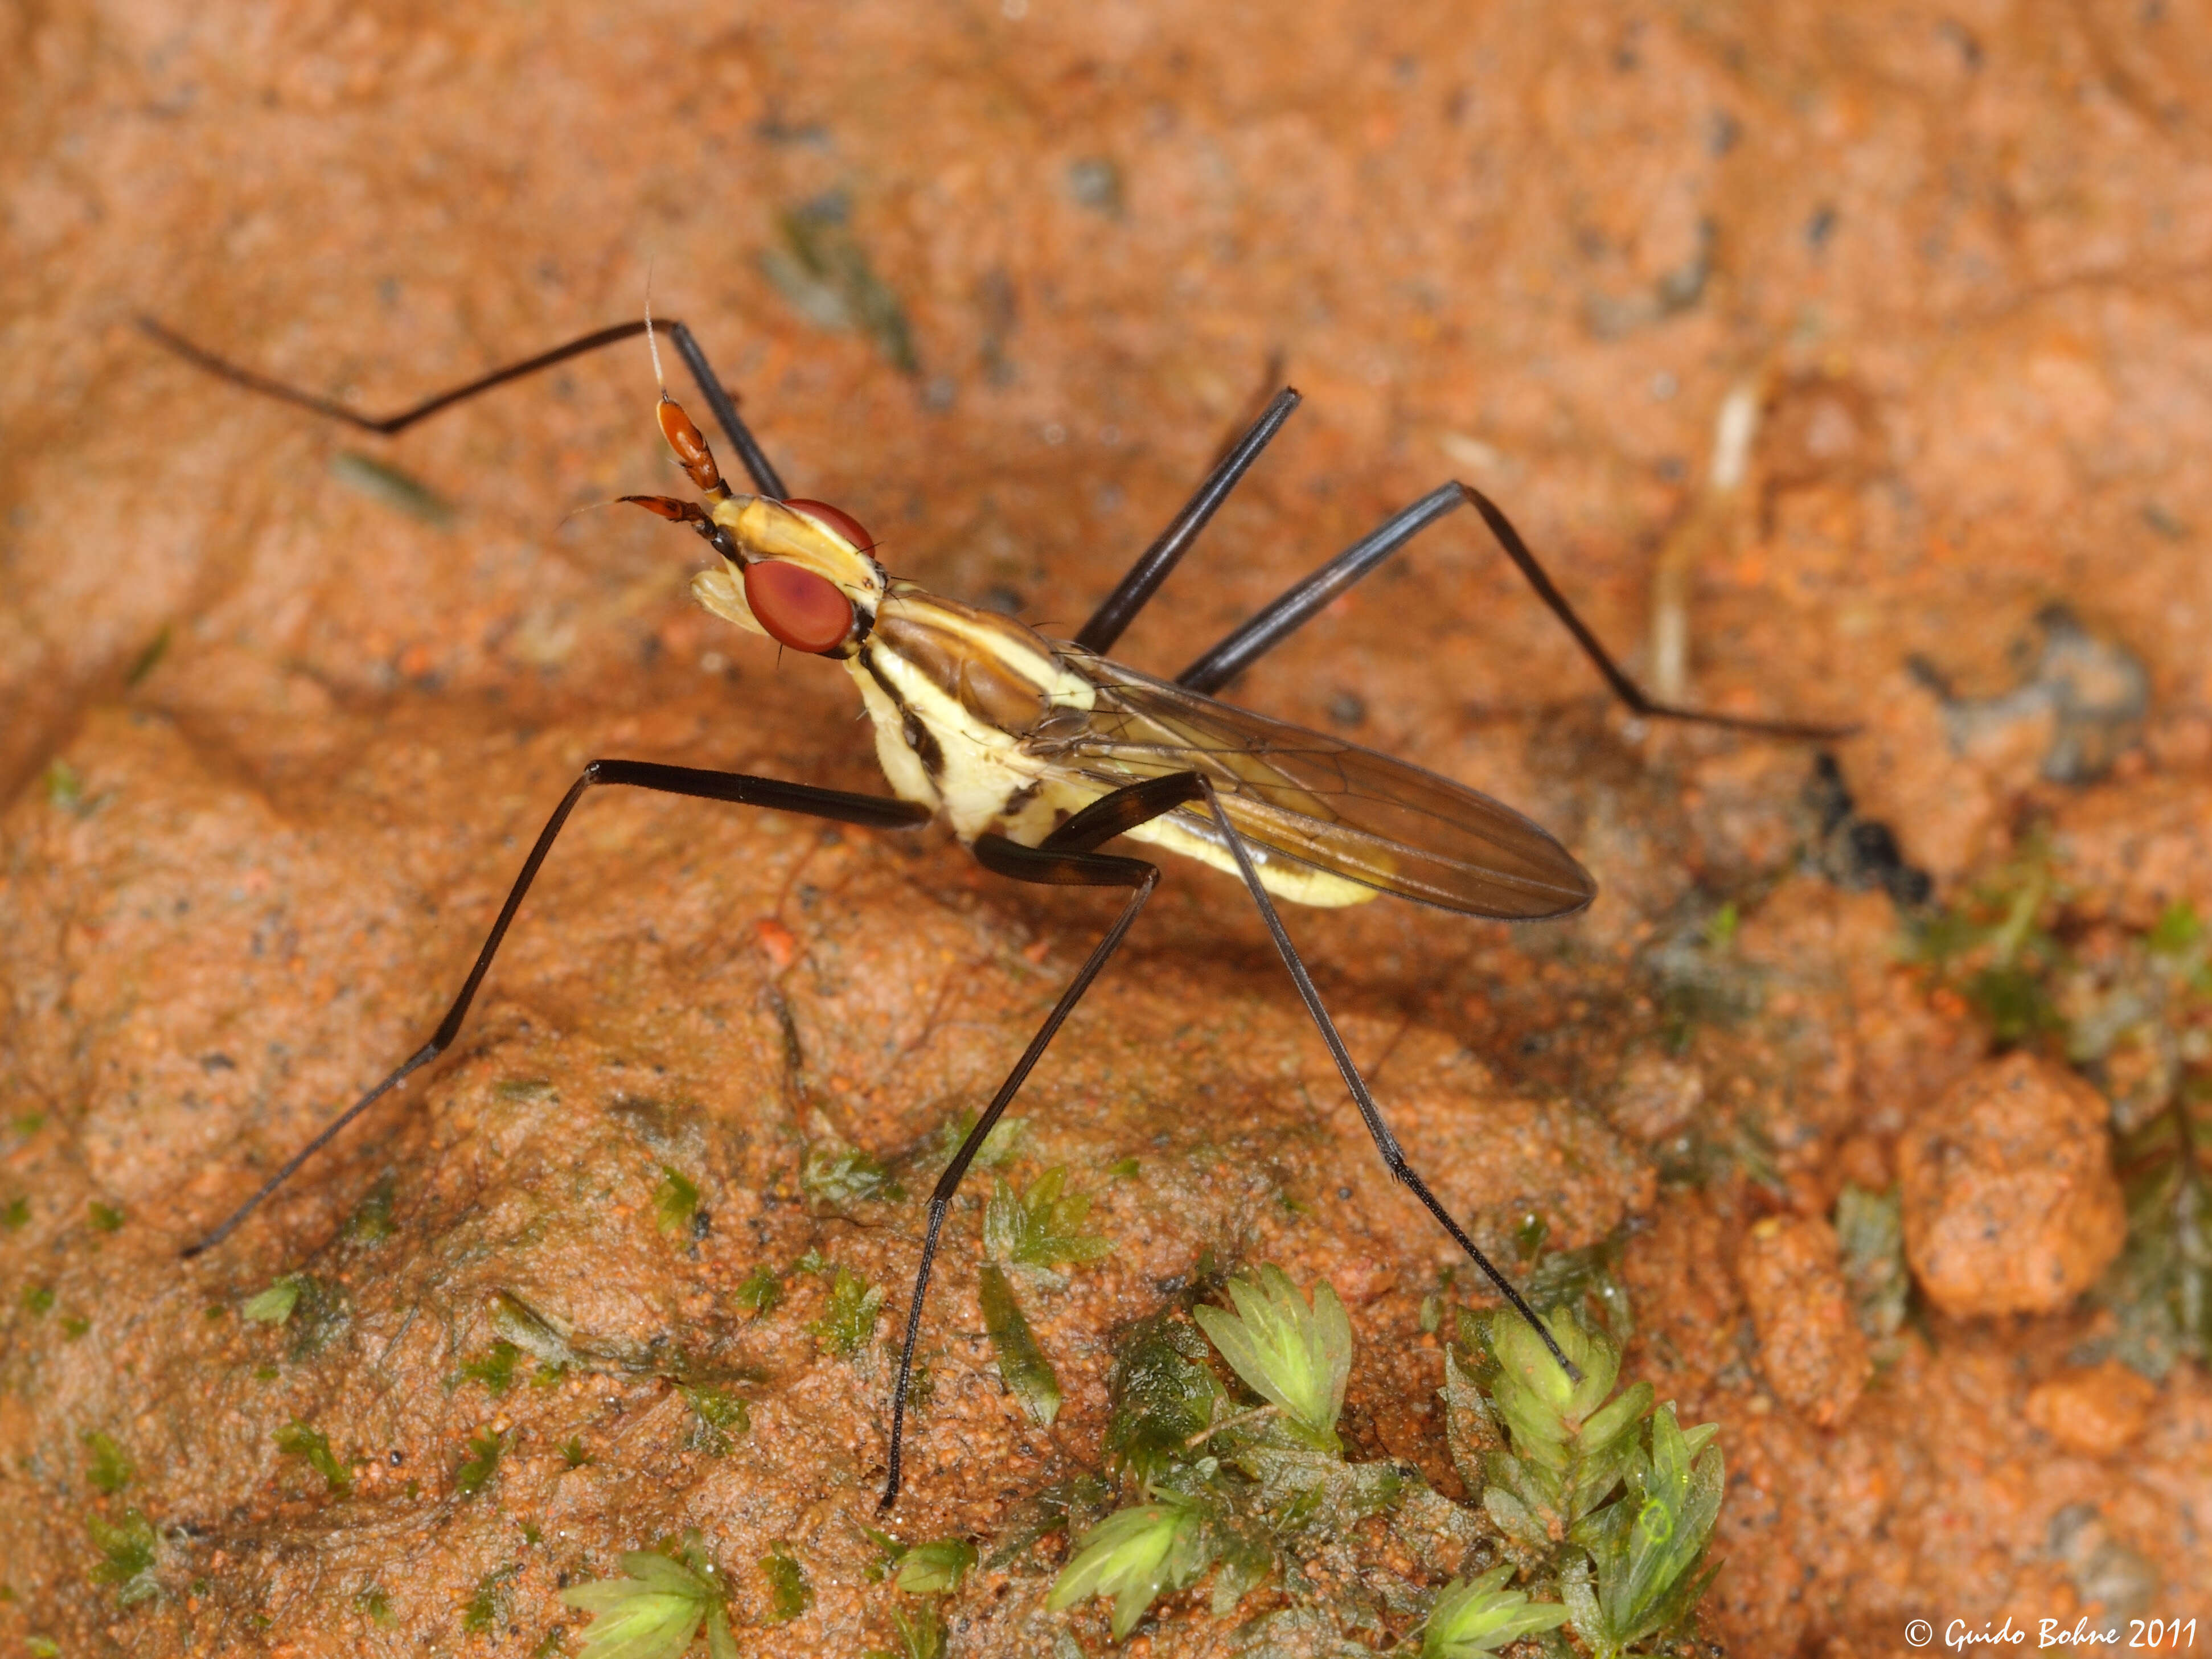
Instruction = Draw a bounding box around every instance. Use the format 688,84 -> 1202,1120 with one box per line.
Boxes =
1027,656 -> 1595,919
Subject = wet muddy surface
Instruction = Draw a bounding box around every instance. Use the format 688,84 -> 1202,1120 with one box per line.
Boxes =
6,3 -> 2212,1654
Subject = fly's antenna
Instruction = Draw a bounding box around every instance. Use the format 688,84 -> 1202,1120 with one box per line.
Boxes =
641,278 -> 730,500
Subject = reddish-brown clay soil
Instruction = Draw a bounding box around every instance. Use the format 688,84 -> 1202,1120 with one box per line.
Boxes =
6,4 -> 2212,1656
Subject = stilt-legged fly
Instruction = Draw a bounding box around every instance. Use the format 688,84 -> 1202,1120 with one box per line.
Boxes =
142,313 -> 1842,1507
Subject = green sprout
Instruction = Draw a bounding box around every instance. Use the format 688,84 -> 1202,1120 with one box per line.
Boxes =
1191,1266 -> 1352,1449
979,1262 -> 1062,1424
356,1583 -> 395,1625
22,1285 -> 54,1316
683,1386 -> 750,1455
760,1540 -> 814,1623
462,1339 -> 523,1396
1561,1405 -> 1725,1658
455,1430 -> 505,1497
89,1201 -> 125,1233
892,1538 -> 976,1595
464,1564 -> 520,1633
560,1537 -> 737,1659
2,1196 -> 27,1230
808,1268 -> 884,1358
83,1430 -> 133,1494
734,1264 -> 785,1316
801,1141 -> 894,1209
984,1168 -> 1112,1268
935,1111 -> 1027,1169
1047,1501 -> 1209,1639
273,1420 -> 351,1494
87,1509 -> 161,1607
1422,1564 -> 1571,1656
655,1167 -> 703,1234
563,1436 -> 592,1469
241,1277 -> 302,1323
346,1177 -> 397,1242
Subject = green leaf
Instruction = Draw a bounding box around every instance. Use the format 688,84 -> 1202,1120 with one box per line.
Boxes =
83,1430 -> 133,1495
1573,1402 -> 1726,1655
1192,1266 -> 1353,1447
984,1168 -> 1111,1268
273,1420 -> 352,1494
1422,1564 -> 1571,1657
808,1267 -> 884,1358
561,1545 -> 731,1659
1045,1501 -> 1212,1639
893,1538 -> 976,1595
979,1262 -> 1061,1425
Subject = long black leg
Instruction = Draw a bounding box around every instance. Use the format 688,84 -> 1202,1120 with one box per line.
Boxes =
138,316 -> 788,498
1193,776 -> 1582,1385
182,762 -> 926,1257
1176,481 -> 1852,739
1073,389 -> 1302,656
880,773 -> 1208,1509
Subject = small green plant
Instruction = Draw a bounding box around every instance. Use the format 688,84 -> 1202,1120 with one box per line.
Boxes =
655,1167 -> 703,1233
984,1167 -> 1112,1268
88,1201 -> 125,1233
1835,1183 -> 1910,1344
2,1195 -> 27,1230
22,1285 -> 54,1316
462,1339 -> 523,1396
808,1267 -> 884,1358
978,1262 -> 1062,1424
1907,837 -> 2067,1045
356,1583 -> 395,1625
1037,1259 -> 1718,1650
87,1509 -> 161,1607
1191,1265 -> 1352,1451
801,1140 -> 896,1209
563,1436 -> 591,1469
935,1110 -> 1028,1169
760,1540 -> 814,1623
1422,1564 -> 1572,1656
83,1430 -> 133,1494
273,1420 -> 351,1494
892,1538 -> 976,1595
241,1275 -> 305,1323
345,1177 -> 397,1242
683,1386 -> 750,1455
464,1564 -> 520,1633
1047,1501 -> 1210,1640
560,1533 -> 736,1659
455,1430 -> 505,1497
734,1264 -> 784,1315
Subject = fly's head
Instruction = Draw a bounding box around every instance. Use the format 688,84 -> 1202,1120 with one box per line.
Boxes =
624,394 -> 883,659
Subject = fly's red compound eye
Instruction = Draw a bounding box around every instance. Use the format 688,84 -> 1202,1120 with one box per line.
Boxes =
782,498 -> 875,552
744,560 -> 855,654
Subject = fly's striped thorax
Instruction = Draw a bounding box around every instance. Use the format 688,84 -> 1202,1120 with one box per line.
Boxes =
846,583 -> 1107,845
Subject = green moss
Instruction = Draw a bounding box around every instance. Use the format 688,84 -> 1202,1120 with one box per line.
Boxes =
273,1420 -> 351,1494
1192,1267 -> 1353,1450
1102,1313 -> 1224,1483
655,1167 -> 703,1234
455,1430 -> 505,1497
356,1583 -> 395,1626
83,1430 -> 133,1494
61,1315 -> 89,1341
1,1196 -> 26,1230
984,1167 -> 1111,1268
761,195 -> 920,375
22,1285 -> 54,1316
933,1111 -> 1027,1169
893,1538 -> 976,1596
561,1436 -> 590,1469
463,1564 -> 520,1633
807,1268 -> 883,1358
801,1141 -> 894,1209
1107,1156 -> 1142,1180
734,1264 -> 784,1315
88,1201 -> 125,1233
561,1534 -> 736,1659
1835,1184 -> 1910,1343
87,1509 -> 161,1607
44,758 -> 83,811
760,1540 -> 814,1623
683,1385 -> 750,1455
461,1340 -> 523,1396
